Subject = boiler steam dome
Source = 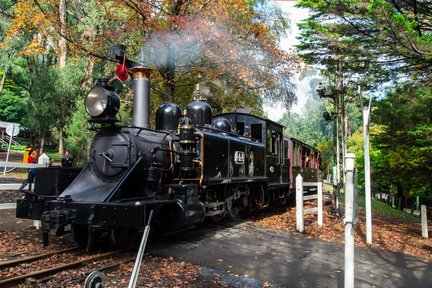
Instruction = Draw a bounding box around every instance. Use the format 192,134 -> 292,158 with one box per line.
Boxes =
186,100 -> 213,127
155,103 -> 182,131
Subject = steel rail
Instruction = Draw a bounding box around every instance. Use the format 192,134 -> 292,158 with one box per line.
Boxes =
0,246 -> 80,269
0,249 -> 123,287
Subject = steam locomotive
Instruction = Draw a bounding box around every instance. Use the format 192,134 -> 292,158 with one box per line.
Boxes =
16,46 -> 320,250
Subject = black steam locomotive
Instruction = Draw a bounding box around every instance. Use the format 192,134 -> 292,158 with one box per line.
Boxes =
16,46 -> 320,250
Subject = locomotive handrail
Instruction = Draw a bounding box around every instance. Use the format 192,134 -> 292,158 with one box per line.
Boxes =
195,125 -> 261,143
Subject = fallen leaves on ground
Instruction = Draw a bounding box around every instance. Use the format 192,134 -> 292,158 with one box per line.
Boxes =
249,194 -> 432,261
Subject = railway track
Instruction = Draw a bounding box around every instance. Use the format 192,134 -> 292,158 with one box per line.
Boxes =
0,247 -> 132,287
0,246 -> 80,269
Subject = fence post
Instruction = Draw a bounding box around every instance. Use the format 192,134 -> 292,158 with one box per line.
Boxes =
296,174 -> 304,233
318,182 -> 323,226
421,205 -> 428,238
344,153 -> 355,288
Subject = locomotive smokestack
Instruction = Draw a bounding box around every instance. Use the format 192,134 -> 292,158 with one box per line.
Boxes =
129,67 -> 152,128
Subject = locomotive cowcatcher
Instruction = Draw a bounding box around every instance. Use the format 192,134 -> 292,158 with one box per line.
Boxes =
16,45 -> 320,250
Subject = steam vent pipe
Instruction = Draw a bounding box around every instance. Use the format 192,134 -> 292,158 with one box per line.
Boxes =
130,67 -> 152,129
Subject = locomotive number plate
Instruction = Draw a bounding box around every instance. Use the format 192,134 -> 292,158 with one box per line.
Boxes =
234,151 -> 245,165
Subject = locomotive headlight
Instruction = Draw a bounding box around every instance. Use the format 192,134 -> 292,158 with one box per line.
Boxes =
86,87 -> 108,116
85,82 -> 120,122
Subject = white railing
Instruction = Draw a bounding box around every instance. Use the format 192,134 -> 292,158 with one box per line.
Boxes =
295,174 -> 323,233
0,161 -> 47,190
2,135 -> 22,147
0,161 -> 47,169
0,161 -> 44,229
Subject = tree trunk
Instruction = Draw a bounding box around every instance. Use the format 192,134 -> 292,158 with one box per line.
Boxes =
58,127 -> 64,155
59,0 -> 67,69
0,67 -> 7,95
39,128 -> 46,154
81,57 -> 95,91
396,183 -> 404,210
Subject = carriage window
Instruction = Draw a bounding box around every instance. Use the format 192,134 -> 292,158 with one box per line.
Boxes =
283,140 -> 288,159
251,124 -> 262,142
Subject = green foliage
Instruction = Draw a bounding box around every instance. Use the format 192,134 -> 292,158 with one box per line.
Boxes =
279,98 -> 332,147
65,104 -> 95,164
373,85 -> 432,199
279,97 -> 334,174
297,0 -> 432,208
45,152 -> 63,161
347,125 -> 386,193
296,0 -> 432,85
19,59 -> 86,141
0,89 -> 26,122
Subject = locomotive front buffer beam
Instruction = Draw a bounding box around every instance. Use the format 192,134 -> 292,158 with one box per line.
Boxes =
37,201 -> 149,249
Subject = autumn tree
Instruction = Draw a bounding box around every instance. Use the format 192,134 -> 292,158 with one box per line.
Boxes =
5,0 -> 299,106
2,0 -> 299,159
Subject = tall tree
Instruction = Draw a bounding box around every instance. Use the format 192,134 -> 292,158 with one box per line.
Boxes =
372,85 -> 432,204
296,0 -> 432,84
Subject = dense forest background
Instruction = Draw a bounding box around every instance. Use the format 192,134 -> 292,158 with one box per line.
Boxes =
286,0 -> 432,207
0,0 -> 430,207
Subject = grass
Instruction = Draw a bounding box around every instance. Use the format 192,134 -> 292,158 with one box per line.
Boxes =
45,152 -> 63,161
357,194 -> 421,222
325,183 -> 421,223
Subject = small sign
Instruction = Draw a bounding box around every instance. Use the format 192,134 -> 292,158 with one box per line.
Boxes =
6,124 -> 19,137
234,151 -> 245,164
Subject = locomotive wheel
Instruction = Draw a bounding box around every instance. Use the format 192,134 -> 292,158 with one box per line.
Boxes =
71,224 -> 89,248
278,190 -> 287,206
109,227 -> 140,248
211,214 -> 224,223
84,271 -> 105,288
228,207 -> 240,218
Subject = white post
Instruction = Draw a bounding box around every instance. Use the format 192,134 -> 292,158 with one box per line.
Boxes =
416,196 -> 420,212
333,166 -> 337,186
3,126 -> 14,175
34,220 -> 41,229
363,102 -> 373,244
333,166 -> 339,209
344,153 -> 355,288
296,174 -> 304,233
421,205 -> 428,238
318,182 -> 323,226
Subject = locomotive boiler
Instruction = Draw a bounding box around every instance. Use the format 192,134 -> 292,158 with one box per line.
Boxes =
16,45 -> 321,250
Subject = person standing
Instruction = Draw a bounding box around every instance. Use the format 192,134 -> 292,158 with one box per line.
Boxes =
61,151 -> 73,167
20,150 -> 37,190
